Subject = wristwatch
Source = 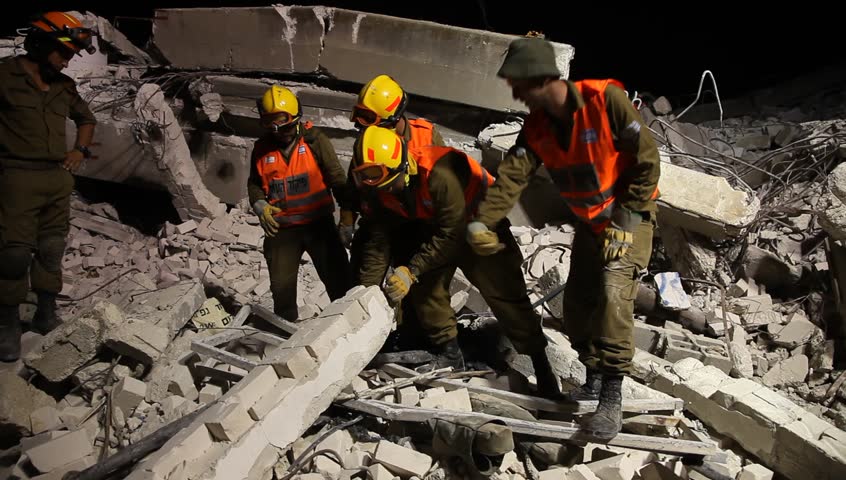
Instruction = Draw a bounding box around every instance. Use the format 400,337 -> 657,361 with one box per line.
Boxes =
74,145 -> 92,159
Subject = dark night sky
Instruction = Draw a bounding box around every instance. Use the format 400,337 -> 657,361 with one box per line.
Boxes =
7,1 -> 844,106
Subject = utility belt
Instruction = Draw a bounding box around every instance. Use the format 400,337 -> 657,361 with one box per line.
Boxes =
0,158 -> 64,171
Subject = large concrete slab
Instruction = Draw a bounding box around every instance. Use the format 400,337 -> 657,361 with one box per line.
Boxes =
152,6 -> 574,113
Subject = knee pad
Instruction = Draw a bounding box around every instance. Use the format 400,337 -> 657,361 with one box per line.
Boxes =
0,246 -> 32,280
36,236 -> 66,273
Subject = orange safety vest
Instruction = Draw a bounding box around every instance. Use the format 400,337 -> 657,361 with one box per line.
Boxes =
405,118 -> 434,150
523,79 -> 658,234
377,146 -> 494,220
253,122 -> 335,227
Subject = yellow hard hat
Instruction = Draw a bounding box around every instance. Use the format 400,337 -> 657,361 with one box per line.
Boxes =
350,74 -> 408,127
352,126 -> 410,188
258,85 -> 302,126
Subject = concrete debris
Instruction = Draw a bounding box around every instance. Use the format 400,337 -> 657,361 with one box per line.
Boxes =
3,7 -> 846,480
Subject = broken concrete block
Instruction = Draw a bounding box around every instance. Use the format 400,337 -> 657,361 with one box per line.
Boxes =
125,280 -> 206,338
29,406 -> 62,435
367,463 -> 395,480
656,158 -> 760,239
168,365 -> 199,402
267,346 -> 317,379
742,245 -> 803,292
737,463 -> 774,480
767,316 -> 818,348
199,384 -> 223,404
373,440 -> 433,478
113,376 -> 148,415
398,386 -> 420,406
284,314 -> 352,362
25,428 -> 93,474
224,364 -> 279,411
105,319 -> 171,365
206,403 -> 254,442
419,388 -> 472,412
248,378 -> 297,420
762,355 -> 809,388
24,301 -> 123,382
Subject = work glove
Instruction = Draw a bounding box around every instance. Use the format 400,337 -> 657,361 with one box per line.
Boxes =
599,207 -> 642,264
253,200 -> 282,237
338,209 -> 357,249
384,266 -> 417,304
466,221 -> 505,256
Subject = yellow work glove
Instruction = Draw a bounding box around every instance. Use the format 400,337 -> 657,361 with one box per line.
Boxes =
599,208 -> 642,264
338,209 -> 357,249
466,221 -> 505,256
253,200 -> 281,237
384,266 -> 417,304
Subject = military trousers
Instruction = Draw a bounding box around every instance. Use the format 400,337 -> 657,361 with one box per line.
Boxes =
262,215 -> 353,321
561,216 -> 654,376
402,220 -> 548,354
0,165 -> 73,306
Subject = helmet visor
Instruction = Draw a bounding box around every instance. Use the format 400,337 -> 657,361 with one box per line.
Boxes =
260,112 -> 296,130
350,105 -> 381,127
352,163 -> 395,188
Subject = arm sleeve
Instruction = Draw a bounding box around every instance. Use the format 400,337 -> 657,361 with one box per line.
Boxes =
473,131 -> 541,228
247,143 -> 267,207
68,83 -> 97,126
408,159 -> 466,276
604,84 -> 661,212
310,128 -> 354,210
358,218 -> 393,287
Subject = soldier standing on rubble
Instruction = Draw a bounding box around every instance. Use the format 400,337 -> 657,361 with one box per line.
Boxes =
0,12 -> 98,361
351,125 -> 561,384
248,85 -> 353,321
467,36 -> 661,440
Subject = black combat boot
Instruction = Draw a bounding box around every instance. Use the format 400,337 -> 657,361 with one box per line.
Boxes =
563,369 -> 603,402
579,375 -> 623,440
530,350 -> 562,399
433,337 -> 466,372
32,290 -> 61,334
0,304 -> 22,362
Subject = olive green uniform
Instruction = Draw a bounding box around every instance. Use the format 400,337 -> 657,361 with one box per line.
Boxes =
247,126 -> 353,320
0,57 -> 96,306
359,152 -> 547,354
347,117 -> 445,282
474,81 -> 661,376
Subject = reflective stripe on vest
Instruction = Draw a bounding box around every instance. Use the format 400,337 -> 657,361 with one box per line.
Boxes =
524,79 -> 657,234
378,146 -> 495,220
254,124 -> 334,227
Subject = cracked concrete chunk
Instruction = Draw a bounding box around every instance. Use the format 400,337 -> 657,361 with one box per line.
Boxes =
762,355 -> 809,388
24,301 -> 123,382
656,157 -> 760,239
134,83 -> 227,221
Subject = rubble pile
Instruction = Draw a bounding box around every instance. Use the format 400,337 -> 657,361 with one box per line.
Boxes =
2,8 -> 846,480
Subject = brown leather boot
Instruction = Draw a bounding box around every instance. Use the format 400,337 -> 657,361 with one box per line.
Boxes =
0,305 -> 22,362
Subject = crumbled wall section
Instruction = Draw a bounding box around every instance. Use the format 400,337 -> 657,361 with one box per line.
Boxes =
126,286 -> 394,480
134,83 -> 227,221
641,356 -> 846,480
